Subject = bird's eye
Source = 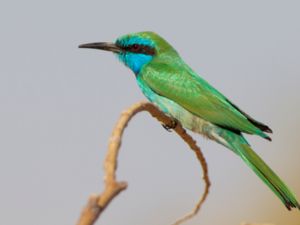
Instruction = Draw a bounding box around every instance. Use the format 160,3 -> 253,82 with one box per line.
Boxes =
131,44 -> 140,51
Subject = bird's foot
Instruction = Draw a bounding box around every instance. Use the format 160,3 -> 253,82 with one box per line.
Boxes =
162,119 -> 178,132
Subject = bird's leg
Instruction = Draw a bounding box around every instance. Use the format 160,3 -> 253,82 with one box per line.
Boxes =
162,119 -> 178,132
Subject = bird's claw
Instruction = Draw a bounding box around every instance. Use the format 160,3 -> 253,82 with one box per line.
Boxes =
162,120 -> 178,132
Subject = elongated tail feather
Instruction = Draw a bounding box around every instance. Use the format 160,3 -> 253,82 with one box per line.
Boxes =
221,132 -> 300,210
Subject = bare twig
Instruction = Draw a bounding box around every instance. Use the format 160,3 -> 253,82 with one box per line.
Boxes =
76,101 -> 210,225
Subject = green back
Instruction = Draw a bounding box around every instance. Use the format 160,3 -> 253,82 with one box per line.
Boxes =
140,54 -> 269,138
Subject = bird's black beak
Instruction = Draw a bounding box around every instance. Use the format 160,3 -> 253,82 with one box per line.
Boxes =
78,42 -> 122,53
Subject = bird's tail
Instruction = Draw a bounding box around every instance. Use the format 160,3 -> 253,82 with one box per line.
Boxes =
218,130 -> 300,210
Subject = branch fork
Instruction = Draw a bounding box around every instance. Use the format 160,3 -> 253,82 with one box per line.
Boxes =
76,101 -> 216,225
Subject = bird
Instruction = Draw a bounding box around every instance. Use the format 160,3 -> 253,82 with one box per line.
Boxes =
79,31 -> 299,210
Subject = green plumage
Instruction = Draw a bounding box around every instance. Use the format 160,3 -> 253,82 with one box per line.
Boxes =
220,130 -> 300,210
141,58 -> 271,139
79,31 -> 300,210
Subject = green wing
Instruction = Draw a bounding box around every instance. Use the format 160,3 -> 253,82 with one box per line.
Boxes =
141,60 -> 271,139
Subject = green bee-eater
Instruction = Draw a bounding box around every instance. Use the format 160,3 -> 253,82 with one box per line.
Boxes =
79,31 -> 299,210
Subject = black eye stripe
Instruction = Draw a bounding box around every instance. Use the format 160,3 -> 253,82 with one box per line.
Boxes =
122,44 -> 155,55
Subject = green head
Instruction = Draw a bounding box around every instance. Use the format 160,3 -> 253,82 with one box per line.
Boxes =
79,31 -> 178,74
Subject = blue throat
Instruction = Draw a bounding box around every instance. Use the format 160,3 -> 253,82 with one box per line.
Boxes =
115,36 -> 155,74
117,53 -> 153,74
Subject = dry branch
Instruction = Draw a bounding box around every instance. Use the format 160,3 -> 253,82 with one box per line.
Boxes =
76,101 -> 210,225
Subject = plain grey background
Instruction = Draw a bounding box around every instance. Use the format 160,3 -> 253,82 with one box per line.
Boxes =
1,0 -> 299,225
